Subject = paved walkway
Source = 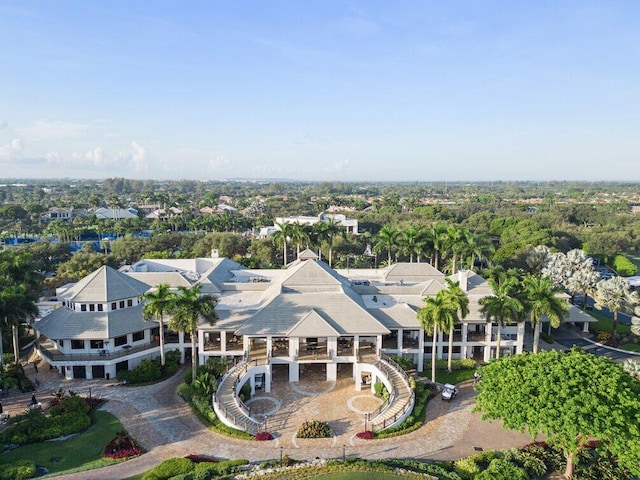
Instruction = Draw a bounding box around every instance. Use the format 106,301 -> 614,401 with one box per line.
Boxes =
2,363 -> 534,480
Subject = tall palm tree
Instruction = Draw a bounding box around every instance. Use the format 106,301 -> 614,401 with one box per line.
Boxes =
374,225 -> 400,266
594,276 -> 640,338
168,284 -> 218,382
523,274 -> 568,353
141,283 -> 176,366
428,223 -> 449,271
289,223 -> 310,259
417,291 -> 456,383
0,284 -> 39,365
479,275 -> 525,359
323,217 -> 345,267
400,225 -> 426,263
272,221 -> 294,267
442,279 -> 470,372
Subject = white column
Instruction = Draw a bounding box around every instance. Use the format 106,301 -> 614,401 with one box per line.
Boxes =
327,363 -> 337,381
327,337 -> 337,359
220,331 -> 227,354
516,322 -> 525,354
461,323 -> 469,358
265,368 -> 272,393
289,362 -> 299,382
417,329 -> 424,372
437,331 -> 444,359
582,321 -> 590,333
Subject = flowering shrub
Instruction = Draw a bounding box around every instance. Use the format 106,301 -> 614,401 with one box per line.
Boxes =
356,431 -> 374,440
255,431 -> 273,441
104,431 -> 142,460
296,420 -> 333,438
184,453 -> 216,463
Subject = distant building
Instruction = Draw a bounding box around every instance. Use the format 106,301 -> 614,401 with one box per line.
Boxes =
94,207 -> 138,220
259,213 -> 358,239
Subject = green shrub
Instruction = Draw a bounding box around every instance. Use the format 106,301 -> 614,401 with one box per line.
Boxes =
239,383 -> 251,402
184,370 -> 194,385
373,381 -> 389,400
49,395 -> 90,417
142,458 -> 195,480
177,383 -> 193,401
296,420 -> 333,438
454,457 -> 481,479
434,358 -> 476,371
540,332 -> 554,344
0,460 -> 37,480
475,459 -> 529,480
387,355 -> 416,371
613,255 -> 638,277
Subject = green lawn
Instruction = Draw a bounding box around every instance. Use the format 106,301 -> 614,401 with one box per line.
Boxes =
621,343 -> 640,353
585,309 -> 632,335
2,410 -> 128,477
316,473 -> 407,479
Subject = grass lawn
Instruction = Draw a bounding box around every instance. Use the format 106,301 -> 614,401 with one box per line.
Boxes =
2,410 -> 128,477
621,343 -> 640,353
419,368 -> 475,385
624,251 -> 640,271
585,309 -> 632,335
316,473 -> 407,479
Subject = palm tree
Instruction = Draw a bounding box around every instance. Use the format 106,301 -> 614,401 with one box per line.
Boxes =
417,291 -> 456,383
594,276 -> 640,338
523,274 -> 568,353
428,223 -> 449,271
289,223 -> 310,259
323,217 -> 345,267
400,225 -> 426,263
442,279 -> 470,372
272,222 -> 294,267
168,284 -> 218,382
479,275 -> 525,359
141,283 -> 176,366
374,225 -> 400,266
0,284 -> 39,365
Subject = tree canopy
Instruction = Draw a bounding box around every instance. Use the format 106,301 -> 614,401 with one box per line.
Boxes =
475,348 -> 640,478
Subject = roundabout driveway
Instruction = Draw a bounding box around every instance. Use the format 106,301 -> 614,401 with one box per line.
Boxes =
8,365 -> 533,480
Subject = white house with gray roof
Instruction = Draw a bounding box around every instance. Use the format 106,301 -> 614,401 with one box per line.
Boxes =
34,250 -> 534,382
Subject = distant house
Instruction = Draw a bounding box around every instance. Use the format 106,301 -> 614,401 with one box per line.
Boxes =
44,207 -> 75,222
145,207 -> 182,221
94,207 -> 138,220
259,213 -> 359,238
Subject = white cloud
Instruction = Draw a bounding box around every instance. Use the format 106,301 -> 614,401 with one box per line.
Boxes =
209,154 -> 231,170
0,138 -> 23,160
131,142 -> 147,172
324,158 -> 350,172
0,118 -> 8,130
19,119 -> 89,141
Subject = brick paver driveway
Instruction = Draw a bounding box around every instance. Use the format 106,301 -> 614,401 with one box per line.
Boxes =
3,365 -> 533,480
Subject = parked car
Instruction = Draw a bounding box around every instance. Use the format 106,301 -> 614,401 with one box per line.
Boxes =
441,383 -> 458,402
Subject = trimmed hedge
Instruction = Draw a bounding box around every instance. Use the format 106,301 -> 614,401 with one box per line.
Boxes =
142,457 -> 195,480
0,460 -> 37,480
434,358 -> 476,371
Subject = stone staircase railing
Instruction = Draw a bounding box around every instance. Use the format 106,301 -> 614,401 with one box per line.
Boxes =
367,353 -> 415,432
212,352 -> 265,434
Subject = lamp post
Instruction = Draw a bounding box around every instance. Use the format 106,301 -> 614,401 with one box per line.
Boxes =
280,446 -> 283,466
342,444 -> 346,462
364,413 -> 368,432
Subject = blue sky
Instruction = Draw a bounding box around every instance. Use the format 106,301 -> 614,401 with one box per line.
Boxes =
1,1 -> 639,181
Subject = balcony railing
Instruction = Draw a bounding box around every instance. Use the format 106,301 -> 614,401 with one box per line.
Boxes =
37,338 -> 160,363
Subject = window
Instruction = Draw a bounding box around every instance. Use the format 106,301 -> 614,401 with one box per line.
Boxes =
90,340 -> 104,349
127,299 -> 133,307
81,304 -> 87,312
114,335 -> 127,347
71,340 -> 84,350
58,339 -> 64,347
132,331 -> 144,342
97,304 -> 103,312
89,304 -> 95,312
111,302 -> 117,310
119,301 -> 125,309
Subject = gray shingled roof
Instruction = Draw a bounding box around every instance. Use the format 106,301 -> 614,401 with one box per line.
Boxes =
384,263 -> 445,283
369,303 -> 421,329
281,260 -> 343,289
235,291 -> 389,336
288,309 -> 341,337
127,272 -> 193,289
61,266 -> 151,303
34,303 -> 149,339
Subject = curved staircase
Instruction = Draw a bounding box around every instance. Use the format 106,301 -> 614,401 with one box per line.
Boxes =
367,354 -> 415,431
212,357 -> 263,434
